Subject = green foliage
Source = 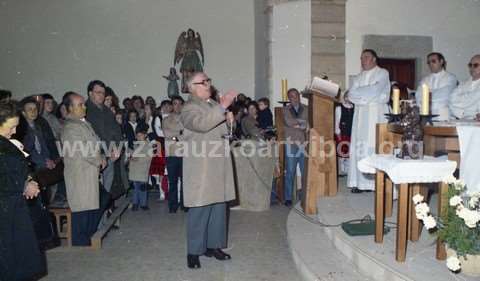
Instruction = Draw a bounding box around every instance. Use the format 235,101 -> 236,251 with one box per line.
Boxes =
437,185 -> 480,257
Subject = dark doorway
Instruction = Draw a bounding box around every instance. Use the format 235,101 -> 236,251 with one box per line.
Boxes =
377,58 -> 416,90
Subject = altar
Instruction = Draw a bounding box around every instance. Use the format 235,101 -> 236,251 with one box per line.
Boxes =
231,140 -> 277,211
380,120 -> 480,193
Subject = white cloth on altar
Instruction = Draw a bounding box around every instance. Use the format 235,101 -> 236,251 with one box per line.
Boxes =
358,154 -> 456,184
449,78 -> 480,120
346,66 -> 390,190
457,125 -> 480,193
415,70 -> 457,121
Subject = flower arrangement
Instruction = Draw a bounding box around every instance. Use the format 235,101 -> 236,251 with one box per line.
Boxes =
413,176 -> 480,274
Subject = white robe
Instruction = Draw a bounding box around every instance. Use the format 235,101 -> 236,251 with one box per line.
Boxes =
449,78 -> 480,119
415,70 -> 457,120
347,66 -> 390,190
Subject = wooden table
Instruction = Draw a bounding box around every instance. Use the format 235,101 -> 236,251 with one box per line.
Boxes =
376,123 -> 458,261
375,170 -> 448,262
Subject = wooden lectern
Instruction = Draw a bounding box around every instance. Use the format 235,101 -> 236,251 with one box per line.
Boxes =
301,90 -> 338,214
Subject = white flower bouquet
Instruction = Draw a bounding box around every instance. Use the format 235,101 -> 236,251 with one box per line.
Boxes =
413,176 -> 480,275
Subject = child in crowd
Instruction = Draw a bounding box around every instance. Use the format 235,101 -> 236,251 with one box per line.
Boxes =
257,97 -> 273,129
151,100 -> 172,201
115,110 -> 126,140
128,125 -> 154,211
124,109 -> 139,149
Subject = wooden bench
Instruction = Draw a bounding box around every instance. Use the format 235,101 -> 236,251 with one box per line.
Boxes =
90,197 -> 130,250
49,207 -> 72,247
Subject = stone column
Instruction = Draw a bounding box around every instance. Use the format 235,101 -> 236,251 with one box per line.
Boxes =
311,0 -> 346,88
265,0 -> 346,93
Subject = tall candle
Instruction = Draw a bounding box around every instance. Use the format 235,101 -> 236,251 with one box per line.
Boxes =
392,88 -> 400,114
285,79 -> 288,100
421,84 -> 430,115
281,79 -> 288,101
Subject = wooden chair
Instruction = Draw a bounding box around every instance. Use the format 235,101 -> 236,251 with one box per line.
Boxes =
49,207 -> 72,247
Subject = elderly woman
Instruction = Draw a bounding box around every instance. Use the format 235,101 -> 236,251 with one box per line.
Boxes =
18,96 -> 59,171
0,101 -> 45,280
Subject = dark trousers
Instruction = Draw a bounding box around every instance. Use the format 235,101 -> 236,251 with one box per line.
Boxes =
71,209 -> 100,246
166,156 -> 183,211
186,202 -> 227,255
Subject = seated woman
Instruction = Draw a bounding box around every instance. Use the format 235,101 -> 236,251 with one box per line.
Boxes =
16,97 -> 63,205
18,96 -> 59,172
241,101 -> 263,140
0,101 -> 45,280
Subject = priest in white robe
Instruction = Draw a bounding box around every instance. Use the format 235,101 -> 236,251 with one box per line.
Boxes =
344,49 -> 390,192
415,52 -> 457,120
449,54 -> 480,120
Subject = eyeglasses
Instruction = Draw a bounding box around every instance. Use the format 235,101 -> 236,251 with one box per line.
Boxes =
468,63 -> 480,69
192,78 -> 212,86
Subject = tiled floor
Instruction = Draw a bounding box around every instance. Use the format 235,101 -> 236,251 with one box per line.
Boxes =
42,199 -> 301,281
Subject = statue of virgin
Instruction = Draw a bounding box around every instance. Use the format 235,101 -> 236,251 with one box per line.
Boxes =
163,67 -> 180,98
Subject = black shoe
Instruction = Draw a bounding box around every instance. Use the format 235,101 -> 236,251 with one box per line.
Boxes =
131,204 -> 139,211
284,200 -> 292,207
351,187 -> 364,193
204,248 -> 231,260
141,206 -> 150,211
187,254 -> 201,269
169,208 -> 177,213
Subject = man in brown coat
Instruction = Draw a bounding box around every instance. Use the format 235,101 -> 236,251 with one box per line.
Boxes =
283,88 -> 308,206
181,72 -> 238,269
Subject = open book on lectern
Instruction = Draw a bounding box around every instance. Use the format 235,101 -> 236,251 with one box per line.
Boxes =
307,76 -> 341,99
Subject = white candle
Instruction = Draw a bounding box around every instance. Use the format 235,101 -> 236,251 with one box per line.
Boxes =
392,88 -> 400,115
421,84 -> 430,115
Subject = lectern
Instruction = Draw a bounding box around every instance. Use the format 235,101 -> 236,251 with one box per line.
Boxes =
301,90 -> 338,214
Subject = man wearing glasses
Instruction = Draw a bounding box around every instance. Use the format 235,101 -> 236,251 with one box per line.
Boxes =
415,52 -> 457,120
180,72 -> 238,269
449,54 -> 480,120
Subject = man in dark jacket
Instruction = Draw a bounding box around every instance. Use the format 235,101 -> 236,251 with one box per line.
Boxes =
85,80 -> 124,213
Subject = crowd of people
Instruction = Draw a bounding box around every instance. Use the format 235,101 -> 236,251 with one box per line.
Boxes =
0,72 -> 279,278
4,47 -> 478,278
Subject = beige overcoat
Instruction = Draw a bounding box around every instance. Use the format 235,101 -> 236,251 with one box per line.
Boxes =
61,117 -> 103,212
180,95 -> 236,207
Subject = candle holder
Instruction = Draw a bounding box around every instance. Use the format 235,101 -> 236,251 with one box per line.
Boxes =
384,113 -> 403,124
278,101 -> 290,107
419,114 -> 439,126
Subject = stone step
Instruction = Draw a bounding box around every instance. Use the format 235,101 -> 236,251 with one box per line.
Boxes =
287,203 -> 371,281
